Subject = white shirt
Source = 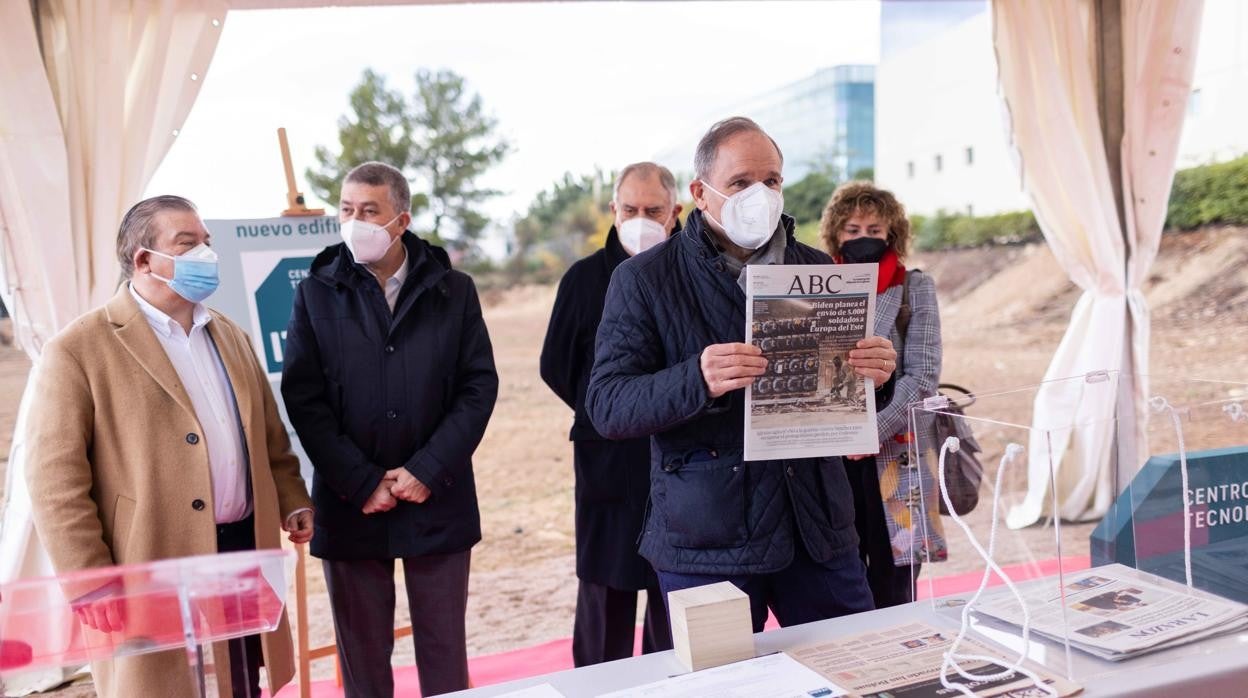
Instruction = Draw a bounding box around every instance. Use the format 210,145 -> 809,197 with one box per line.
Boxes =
130,286 -> 252,523
369,247 -> 408,312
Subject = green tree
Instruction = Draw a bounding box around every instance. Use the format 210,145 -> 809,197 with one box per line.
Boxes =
850,166 -> 875,182
307,68 -> 509,256
514,171 -> 611,248
508,170 -> 613,280
784,166 -> 839,226
306,70 -> 415,212
410,69 -> 510,252
1166,155 -> 1248,229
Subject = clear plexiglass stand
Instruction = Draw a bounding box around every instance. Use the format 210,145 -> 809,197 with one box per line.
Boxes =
905,371 -> 1248,689
0,549 -> 292,697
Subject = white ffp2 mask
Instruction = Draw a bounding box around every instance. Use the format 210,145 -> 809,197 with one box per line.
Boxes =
618,217 -> 667,255
340,215 -> 401,264
702,181 -> 784,250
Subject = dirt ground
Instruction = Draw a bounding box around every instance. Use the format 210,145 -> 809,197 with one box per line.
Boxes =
2,225 -> 1246,694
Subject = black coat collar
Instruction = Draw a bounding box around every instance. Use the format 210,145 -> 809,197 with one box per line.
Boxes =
311,230 -> 450,295
604,226 -> 629,268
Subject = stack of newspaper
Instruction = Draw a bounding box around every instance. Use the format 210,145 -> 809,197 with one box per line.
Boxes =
788,621 -> 1079,697
972,563 -> 1248,661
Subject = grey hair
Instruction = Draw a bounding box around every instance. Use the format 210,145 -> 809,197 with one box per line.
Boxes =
613,162 -> 679,206
344,161 -> 412,214
116,195 -> 198,279
693,116 -> 784,181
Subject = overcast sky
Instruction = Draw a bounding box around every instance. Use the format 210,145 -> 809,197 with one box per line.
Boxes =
144,1 -> 880,254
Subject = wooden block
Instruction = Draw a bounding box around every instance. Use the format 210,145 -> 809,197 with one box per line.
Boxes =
666,581 -> 755,672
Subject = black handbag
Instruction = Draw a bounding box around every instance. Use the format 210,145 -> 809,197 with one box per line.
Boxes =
893,271 -> 984,516
930,383 -> 985,516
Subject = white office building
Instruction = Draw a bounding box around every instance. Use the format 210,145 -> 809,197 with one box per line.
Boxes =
654,65 -> 875,186
1177,0 -> 1248,167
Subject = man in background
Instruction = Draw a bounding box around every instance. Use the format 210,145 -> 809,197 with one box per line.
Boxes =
541,162 -> 681,666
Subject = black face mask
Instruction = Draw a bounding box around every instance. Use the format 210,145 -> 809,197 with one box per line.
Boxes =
839,237 -> 889,264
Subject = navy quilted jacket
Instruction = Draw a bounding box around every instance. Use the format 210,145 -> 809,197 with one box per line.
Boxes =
587,210 -> 885,575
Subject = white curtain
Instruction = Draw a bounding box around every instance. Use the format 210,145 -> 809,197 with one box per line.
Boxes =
0,5 -> 227,684
1120,0 -> 1205,409
992,0 -> 1203,528
0,1 -> 77,361
35,0 -> 229,318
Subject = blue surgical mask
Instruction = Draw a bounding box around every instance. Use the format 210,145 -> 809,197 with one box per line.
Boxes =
145,243 -> 220,303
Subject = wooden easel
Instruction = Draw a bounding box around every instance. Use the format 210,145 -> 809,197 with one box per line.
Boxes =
281,128 -> 320,698
278,127 -> 325,217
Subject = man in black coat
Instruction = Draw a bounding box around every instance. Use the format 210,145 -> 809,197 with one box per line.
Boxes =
541,162 -> 681,667
281,161 -> 498,697
586,118 -> 899,631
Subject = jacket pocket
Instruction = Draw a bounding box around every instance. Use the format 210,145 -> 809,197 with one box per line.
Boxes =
324,376 -> 346,428
660,449 -> 748,549
111,495 -> 137,563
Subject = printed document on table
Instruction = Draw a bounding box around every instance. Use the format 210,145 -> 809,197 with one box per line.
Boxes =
788,621 -> 1079,697
744,264 -> 878,461
973,563 -> 1248,660
597,652 -> 847,698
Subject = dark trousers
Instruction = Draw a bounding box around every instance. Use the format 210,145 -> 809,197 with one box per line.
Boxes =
322,551 -> 471,697
572,580 -> 672,667
215,515 -> 262,698
845,456 -> 921,608
656,543 -> 874,633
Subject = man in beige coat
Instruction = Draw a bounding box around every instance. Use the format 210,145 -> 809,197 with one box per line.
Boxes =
25,195 -> 314,698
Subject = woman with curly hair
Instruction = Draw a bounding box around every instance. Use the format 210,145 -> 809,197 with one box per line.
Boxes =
820,181 -> 948,607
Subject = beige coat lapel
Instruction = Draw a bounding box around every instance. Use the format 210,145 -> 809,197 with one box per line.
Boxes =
205,315 -> 255,434
104,288 -> 199,420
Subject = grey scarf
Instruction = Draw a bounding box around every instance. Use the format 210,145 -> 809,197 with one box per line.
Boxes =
719,226 -> 788,290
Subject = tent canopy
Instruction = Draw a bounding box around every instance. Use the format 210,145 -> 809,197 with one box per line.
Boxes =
0,0 -> 1205,577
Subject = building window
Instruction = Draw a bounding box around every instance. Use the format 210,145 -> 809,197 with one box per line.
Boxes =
934,154 -> 943,173
966,147 -> 974,165
907,161 -> 915,178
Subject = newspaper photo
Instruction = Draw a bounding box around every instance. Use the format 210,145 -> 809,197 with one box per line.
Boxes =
744,264 -> 878,461
972,563 -> 1248,660
787,622 -> 1079,698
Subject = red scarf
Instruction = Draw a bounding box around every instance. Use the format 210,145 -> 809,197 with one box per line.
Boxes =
836,249 -> 906,293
